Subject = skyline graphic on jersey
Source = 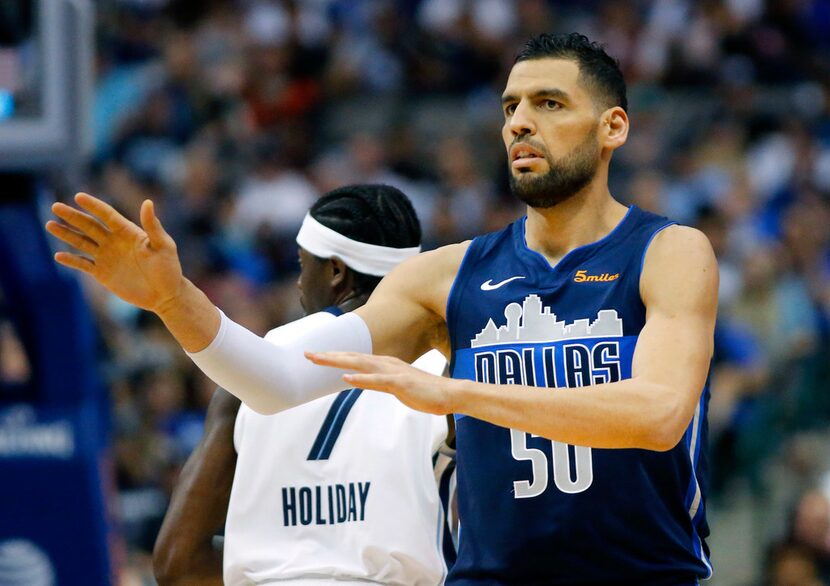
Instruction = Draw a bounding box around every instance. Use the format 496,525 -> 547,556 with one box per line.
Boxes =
471,294 -> 623,348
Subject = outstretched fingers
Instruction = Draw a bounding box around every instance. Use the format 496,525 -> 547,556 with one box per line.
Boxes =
306,352 -> 413,394
341,372 -> 403,393
54,251 -> 96,275
51,202 -> 109,243
139,199 -> 174,250
74,192 -> 136,233
45,220 -> 99,256
305,351 -> 396,372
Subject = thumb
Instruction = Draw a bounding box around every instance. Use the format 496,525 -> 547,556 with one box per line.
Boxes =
140,199 -> 173,250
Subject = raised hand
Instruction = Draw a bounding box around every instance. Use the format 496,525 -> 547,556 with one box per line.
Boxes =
45,192 -> 185,313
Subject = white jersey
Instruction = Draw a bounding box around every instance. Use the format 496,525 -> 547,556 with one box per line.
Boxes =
224,312 -> 455,586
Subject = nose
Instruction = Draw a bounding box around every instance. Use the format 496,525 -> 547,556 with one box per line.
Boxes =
509,99 -> 536,137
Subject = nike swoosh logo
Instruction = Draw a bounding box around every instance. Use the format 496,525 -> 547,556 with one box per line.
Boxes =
480,276 -> 526,291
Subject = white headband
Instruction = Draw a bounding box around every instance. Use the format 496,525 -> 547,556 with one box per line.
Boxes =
296,213 -> 421,277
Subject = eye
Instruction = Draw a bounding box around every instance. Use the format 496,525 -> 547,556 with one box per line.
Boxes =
504,103 -> 517,116
543,99 -> 561,110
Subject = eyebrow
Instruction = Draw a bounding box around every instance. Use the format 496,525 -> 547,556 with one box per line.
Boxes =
501,88 -> 571,105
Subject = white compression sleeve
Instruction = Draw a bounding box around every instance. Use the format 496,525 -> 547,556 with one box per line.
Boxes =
187,310 -> 372,414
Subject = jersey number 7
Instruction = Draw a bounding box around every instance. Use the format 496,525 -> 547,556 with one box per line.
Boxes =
307,389 -> 363,460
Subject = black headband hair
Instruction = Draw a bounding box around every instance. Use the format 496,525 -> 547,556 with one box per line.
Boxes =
307,184 -> 422,248
298,184 -> 423,277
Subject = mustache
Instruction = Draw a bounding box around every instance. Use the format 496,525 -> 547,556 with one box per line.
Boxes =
510,136 -> 549,158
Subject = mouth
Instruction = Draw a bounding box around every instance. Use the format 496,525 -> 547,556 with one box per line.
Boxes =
510,143 -> 546,170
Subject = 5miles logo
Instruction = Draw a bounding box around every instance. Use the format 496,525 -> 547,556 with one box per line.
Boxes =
574,269 -> 619,283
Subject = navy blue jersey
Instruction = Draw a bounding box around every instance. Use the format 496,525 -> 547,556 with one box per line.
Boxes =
446,206 -> 711,585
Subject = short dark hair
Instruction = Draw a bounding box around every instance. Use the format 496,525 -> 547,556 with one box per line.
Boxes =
515,32 -> 627,112
309,184 -> 421,294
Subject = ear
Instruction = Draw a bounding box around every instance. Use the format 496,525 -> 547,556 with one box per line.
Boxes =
329,257 -> 349,290
600,106 -> 629,152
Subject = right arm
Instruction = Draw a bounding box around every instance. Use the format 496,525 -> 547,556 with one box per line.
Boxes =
153,388 -> 240,586
46,193 -> 464,413
184,246 -> 465,412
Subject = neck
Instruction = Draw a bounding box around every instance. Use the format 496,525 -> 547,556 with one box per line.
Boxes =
335,290 -> 371,313
523,177 -> 628,266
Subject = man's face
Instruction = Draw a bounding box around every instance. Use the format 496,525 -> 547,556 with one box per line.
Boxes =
297,247 -> 335,314
501,58 -> 603,208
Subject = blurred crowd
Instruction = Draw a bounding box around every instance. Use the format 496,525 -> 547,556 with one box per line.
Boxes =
40,0 -> 830,583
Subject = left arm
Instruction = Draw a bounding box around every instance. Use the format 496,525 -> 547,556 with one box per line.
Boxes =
153,389 -> 240,585
308,226 -> 718,451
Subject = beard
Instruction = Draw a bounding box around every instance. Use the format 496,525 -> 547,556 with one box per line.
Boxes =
509,126 -> 601,209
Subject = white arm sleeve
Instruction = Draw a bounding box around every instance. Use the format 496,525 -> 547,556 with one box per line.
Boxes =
187,310 -> 372,414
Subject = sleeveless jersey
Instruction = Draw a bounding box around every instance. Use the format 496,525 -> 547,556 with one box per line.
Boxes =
446,206 -> 711,585
224,310 -> 455,586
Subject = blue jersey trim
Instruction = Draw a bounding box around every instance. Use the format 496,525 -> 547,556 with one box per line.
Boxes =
436,458 -> 457,571
638,221 -> 677,278
652,221 -> 704,555
322,305 -> 345,317
446,241 -> 479,381
684,392 -> 713,578
519,205 -> 634,273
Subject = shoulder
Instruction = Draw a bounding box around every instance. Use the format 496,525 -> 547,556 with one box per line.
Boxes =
644,225 -> 716,269
382,221 -> 518,289
379,241 -> 471,294
641,225 -> 719,310
365,241 -> 472,332
402,241 -> 471,273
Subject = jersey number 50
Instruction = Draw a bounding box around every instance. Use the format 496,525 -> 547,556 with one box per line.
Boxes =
510,429 -> 593,497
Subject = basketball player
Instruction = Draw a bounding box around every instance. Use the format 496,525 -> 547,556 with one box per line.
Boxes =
151,185 -> 456,585
47,33 -> 718,584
